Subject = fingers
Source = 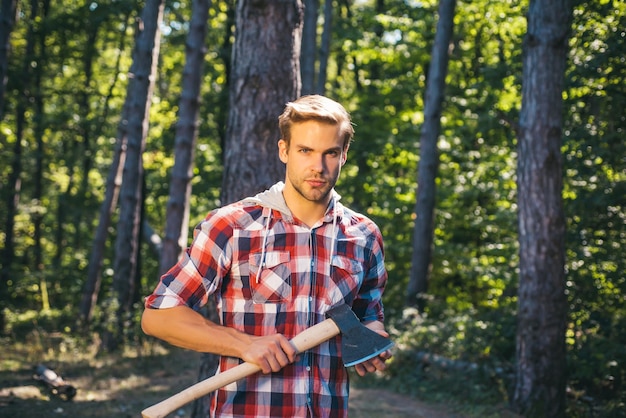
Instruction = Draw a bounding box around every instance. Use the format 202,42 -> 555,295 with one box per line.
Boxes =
243,334 -> 297,374
353,349 -> 393,377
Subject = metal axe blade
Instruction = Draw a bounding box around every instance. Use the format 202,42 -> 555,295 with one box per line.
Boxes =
326,303 -> 394,367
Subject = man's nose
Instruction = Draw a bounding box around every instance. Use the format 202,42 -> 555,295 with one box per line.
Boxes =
310,154 -> 324,172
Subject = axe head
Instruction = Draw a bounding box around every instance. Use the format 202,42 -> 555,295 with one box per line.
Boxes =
326,304 -> 394,367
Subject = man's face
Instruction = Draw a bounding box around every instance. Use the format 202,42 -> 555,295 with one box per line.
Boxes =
278,120 -> 347,205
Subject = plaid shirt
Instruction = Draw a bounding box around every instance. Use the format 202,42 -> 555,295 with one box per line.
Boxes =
145,184 -> 387,418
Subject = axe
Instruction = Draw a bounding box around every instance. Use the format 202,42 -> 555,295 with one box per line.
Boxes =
141,303 -> 393,418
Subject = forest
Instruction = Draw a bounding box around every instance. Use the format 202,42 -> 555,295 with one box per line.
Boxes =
0,0 -> 624,417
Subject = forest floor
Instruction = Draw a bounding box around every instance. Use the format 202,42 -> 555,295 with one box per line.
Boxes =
0,335 -> 518,418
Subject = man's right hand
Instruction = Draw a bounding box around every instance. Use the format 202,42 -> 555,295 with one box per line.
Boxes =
241,334 -> 298,374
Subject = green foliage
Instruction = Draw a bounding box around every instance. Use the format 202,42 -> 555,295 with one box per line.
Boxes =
1,0 -> 624,412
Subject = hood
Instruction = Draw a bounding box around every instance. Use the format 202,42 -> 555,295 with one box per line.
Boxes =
242,181 -> 342,223
242,182 -> 294,221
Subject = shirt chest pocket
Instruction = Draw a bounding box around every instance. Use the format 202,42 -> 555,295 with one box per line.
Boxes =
327,255 -> 364,306
249,251 -> 292,303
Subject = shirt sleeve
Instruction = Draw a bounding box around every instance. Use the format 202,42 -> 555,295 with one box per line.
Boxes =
351,222 -> 387,323
144,209 -> 233,312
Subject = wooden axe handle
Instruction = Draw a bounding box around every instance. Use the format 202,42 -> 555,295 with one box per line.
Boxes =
142,318 -> 341,418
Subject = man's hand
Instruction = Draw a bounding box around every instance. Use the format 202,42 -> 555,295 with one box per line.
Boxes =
353,321 -> 392,377
241,334 -> 298,374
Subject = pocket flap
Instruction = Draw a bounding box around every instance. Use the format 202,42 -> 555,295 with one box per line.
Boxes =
331,255 -> 363,274
250,251 -> 291,269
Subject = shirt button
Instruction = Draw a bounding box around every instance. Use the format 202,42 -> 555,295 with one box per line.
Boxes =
306,366 -> 311,371
309,297 -> 313,302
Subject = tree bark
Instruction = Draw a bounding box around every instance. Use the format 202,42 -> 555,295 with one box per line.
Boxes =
220,0 -> 303,204
300,0 -> 318,95
159,0 -> 211,277
512,1 -> 572,417
315,0 -> 332,94
106,0 -> 165,350
406,0 -> 456,310
0,0 -> 17,118
0,0 -> 19,331
32,0 -> 52,311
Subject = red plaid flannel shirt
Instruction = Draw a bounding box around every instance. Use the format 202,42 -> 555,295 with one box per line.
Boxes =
145,185 -> 387,418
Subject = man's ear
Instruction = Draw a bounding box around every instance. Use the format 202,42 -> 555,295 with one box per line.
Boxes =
340,145 -> 349,166
278,139 -> 288,163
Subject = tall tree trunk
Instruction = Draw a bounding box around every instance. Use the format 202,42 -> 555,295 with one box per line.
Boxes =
300,0 -> 318,95
0,129 -> 21,330
105,0 -> 165,351
1,0 -> 37,330
406,0 -> 456,310
316,0 -> 332,94
0,0 -> 17,118
512,0 -> 572,416
33,0 -> 51,309
220,0 -> 303,204
0,0 -> 18,326
159,0 -> 211,276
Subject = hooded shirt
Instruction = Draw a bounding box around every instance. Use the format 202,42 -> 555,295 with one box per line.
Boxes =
145,182 -> 387,418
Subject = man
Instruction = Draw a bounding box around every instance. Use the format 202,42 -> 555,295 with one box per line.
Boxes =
142,95 -> 390,417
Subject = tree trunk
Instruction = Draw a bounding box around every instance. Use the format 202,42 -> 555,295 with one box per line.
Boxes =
512,0 -> 572,416
32,0 -> 52,310
300,0 -> 318,95
220,0 -> 303,205
0,0 -> 37,330
106,0 -> 165,351
0,0 -> 17,118
159,0 -> 211,277
316,0 -> 332,94
406,0 -> 456,311
0,125 -> 21,331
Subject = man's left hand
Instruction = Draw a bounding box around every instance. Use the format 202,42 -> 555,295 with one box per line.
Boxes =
353,321 -> 392,376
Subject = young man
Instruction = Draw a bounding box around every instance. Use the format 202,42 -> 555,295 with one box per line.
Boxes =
142,95 -> 390,417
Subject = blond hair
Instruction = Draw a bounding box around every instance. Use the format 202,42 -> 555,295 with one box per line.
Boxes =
278,95 -> 354,149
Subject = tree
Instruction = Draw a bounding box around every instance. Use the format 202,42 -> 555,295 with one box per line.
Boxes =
0,0 -> 18,329
1,0 -> 48,319
406,0 -> 456,311
105,0 -> 166,351
512,0 -> 572,416
300,0 -> 318,95
316,0 -> 332,94
159,0 -> 211,276
79,8 -> 141,324
0,0 -> 17,117
220,0 -> 303,204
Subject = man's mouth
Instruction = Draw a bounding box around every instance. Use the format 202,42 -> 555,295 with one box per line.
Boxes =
307,179 -> 326,187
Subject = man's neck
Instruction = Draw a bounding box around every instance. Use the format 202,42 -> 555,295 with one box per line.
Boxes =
282,188 -> 330,228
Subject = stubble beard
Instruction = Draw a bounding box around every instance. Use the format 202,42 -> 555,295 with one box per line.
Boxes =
292,176 -> 337,204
